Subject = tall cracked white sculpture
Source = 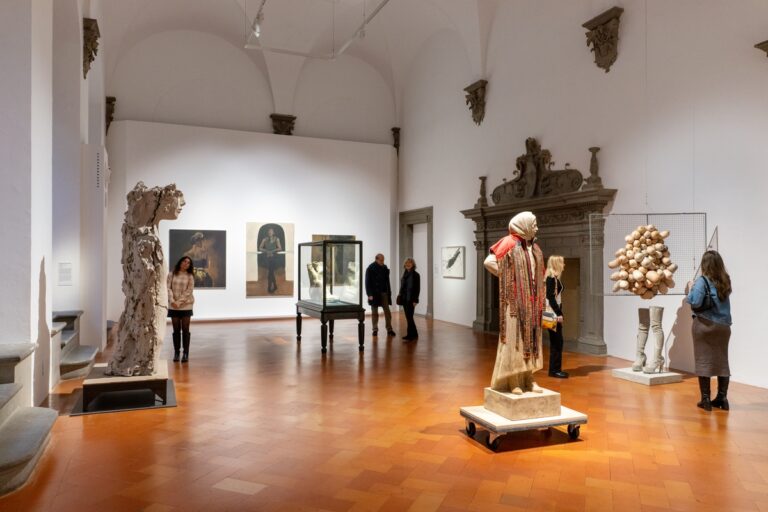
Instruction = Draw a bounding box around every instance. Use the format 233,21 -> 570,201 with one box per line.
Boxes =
106,182 -> 185,377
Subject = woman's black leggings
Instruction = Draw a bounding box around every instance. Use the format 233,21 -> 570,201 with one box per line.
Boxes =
172,316 -> 191,335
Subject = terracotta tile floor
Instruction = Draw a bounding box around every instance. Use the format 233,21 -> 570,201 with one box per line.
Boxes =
2,316 -> 768,511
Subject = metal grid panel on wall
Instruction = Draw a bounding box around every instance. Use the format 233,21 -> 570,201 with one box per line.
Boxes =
590,213 -> 707,296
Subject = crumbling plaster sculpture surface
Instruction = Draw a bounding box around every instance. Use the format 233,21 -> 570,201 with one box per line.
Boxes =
106,182 -> 185,377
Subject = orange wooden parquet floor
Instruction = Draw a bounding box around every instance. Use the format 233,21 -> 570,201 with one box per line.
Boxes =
1,316 -> 767,512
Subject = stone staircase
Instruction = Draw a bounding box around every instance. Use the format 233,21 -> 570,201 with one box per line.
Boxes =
52,310 -> 98,380
0,344 -> 57,495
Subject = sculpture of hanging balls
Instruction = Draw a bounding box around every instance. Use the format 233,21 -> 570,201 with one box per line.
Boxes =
607,225 -> 678,299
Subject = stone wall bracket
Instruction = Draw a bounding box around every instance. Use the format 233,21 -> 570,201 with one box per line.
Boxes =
392,127 -> 401,154
464,79 -> 488,125
105,96 -> 116,134
270,114 -> 297,135
83,18 -> 100,79
582,6 -> 624,73
756,40 -> 768,58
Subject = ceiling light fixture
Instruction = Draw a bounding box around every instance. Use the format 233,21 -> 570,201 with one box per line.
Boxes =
244,0 -> 389,60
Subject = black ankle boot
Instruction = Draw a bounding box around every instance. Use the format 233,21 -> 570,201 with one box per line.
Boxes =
172,332 -> 181,362
711,376 -> 730,410
182,333 -> 190,363
697,376 -> 712,411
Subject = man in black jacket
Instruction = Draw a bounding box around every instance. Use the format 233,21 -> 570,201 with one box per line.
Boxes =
365,254 -> 395,337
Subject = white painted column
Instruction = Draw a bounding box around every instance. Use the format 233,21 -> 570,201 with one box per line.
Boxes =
0,0 -> 54,405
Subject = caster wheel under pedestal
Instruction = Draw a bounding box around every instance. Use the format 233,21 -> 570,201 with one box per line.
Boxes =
567,424 -> 580,440
485,435 -> 500,451
465,422 -> 476,437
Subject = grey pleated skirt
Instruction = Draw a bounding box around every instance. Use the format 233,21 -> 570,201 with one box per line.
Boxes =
692,316 -> 731,377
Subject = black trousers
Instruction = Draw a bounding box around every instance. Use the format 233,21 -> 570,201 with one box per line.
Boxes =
548,324 -> 564,373
403,302 -> 418,339
266,257 -> 277,293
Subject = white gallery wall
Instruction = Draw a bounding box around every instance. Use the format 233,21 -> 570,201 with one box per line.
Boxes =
106,120 -> 397,322
397,0 -> 768,388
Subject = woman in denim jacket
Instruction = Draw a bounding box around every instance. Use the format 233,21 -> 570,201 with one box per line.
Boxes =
686,250 -> 732,411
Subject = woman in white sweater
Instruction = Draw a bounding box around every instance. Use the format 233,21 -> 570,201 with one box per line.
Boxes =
168,256 -> 195,362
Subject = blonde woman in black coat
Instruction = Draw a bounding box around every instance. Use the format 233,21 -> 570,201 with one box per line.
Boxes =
399,258 -> 421,341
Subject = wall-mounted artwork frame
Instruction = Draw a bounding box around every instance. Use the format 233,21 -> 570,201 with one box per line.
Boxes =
441,246 -> 465,279
169,229 -> 227,288
246,222 -> 295,297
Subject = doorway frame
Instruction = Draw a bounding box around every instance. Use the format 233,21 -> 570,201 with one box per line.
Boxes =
398,207 -> 433,319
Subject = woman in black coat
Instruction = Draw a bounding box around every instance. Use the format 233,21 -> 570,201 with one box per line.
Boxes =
545,255 -> 568,378
399,258 -> 421,341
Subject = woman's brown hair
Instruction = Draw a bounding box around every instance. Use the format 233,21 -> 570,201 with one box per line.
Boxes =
700,250 -> 731,301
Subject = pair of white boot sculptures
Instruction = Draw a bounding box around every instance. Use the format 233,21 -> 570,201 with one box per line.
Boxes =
633,306 -> 665,373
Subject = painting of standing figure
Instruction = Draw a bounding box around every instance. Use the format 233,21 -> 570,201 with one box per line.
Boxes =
169,229 -> 226,288
246,222 -> 294,297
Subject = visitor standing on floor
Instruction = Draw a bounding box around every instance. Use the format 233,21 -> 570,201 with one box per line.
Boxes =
686,250 -> 732,411
365,253 -> 396,337
545,255 -> 568,378
168,256 -> 195,363
399,258 -> 421,342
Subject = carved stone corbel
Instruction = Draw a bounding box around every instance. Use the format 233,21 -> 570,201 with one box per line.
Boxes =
582,7 -> 624,73
270,114 -> 296,135
391,127 -> 400,154
756,40 -> 768,57
464,79 -> 488,125
83,18 -> 100,79
105,96 -> 116,134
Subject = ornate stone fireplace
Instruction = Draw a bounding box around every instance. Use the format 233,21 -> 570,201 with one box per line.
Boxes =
461,138 -> 616,355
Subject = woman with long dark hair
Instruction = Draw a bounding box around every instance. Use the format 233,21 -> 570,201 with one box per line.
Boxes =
686,250 -> 732,411
399,258 -> 421,341
168,256 -> 195,362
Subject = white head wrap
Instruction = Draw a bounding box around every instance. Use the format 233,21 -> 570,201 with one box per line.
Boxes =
509,211 -> 538,241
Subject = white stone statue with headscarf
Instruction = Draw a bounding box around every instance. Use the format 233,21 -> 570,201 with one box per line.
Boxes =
483,211 -> 546,394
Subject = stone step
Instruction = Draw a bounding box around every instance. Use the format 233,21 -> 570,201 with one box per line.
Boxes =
60,345 -> 98,380
0,384 -> 22,427
52,310 -> 84,332
0,344 -> 36,385
59,330 -> 77,351
50,322 -> 67,338
0,407 -> 57,495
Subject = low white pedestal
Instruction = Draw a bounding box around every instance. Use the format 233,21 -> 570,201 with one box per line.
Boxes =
483,387 -> 561,421
612,367 -> 683,386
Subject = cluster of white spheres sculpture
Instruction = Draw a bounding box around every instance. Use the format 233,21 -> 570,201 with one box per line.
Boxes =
608,224 -> 678,299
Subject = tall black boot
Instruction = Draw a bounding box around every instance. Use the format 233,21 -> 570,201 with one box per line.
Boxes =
172,332 -> 181,362
711,376 -> 730,410
697,376 -> 712,411
182,333 -> 190,363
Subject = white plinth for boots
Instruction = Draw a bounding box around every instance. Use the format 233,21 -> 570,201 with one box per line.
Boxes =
612,367 -> 683,386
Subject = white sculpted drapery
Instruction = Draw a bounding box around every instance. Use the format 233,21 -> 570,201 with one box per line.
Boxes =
106,182 -> 185,377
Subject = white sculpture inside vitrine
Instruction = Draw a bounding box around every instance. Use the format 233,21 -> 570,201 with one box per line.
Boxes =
607,224 -> 678,374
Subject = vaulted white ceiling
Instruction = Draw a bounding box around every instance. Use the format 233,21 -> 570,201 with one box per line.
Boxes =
99,0 -> 499,120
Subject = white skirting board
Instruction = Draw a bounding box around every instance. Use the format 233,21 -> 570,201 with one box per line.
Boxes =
612,367 -> 683,386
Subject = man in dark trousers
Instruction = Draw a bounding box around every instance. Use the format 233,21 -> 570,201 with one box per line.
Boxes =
365,253 -> 396,337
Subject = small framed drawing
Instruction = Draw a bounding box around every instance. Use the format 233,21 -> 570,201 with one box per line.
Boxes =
441,246 -> 465,279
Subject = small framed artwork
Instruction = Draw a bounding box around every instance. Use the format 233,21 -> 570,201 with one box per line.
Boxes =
441,246 -> 465,279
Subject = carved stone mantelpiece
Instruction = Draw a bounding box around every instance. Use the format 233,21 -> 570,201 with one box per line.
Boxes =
491,137 -> 587,204
756,40 -> 768,57
582,6 -> 624,73
462,139 -> 616,354
105,96 -> 116,133
83,18 -> 100,79
392,127 -> 401,154
464,79 -> 488,125
270,113 -> 296,135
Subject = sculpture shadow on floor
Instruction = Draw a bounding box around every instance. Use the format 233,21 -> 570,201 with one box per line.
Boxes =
562,364 -> 612,378
667,298 -> 695,374
459,427 -> 579,453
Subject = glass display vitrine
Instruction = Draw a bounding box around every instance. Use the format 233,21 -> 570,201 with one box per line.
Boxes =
296,240 -> 365,353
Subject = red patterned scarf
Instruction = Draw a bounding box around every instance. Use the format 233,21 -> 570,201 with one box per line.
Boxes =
499,238 -> 545,360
